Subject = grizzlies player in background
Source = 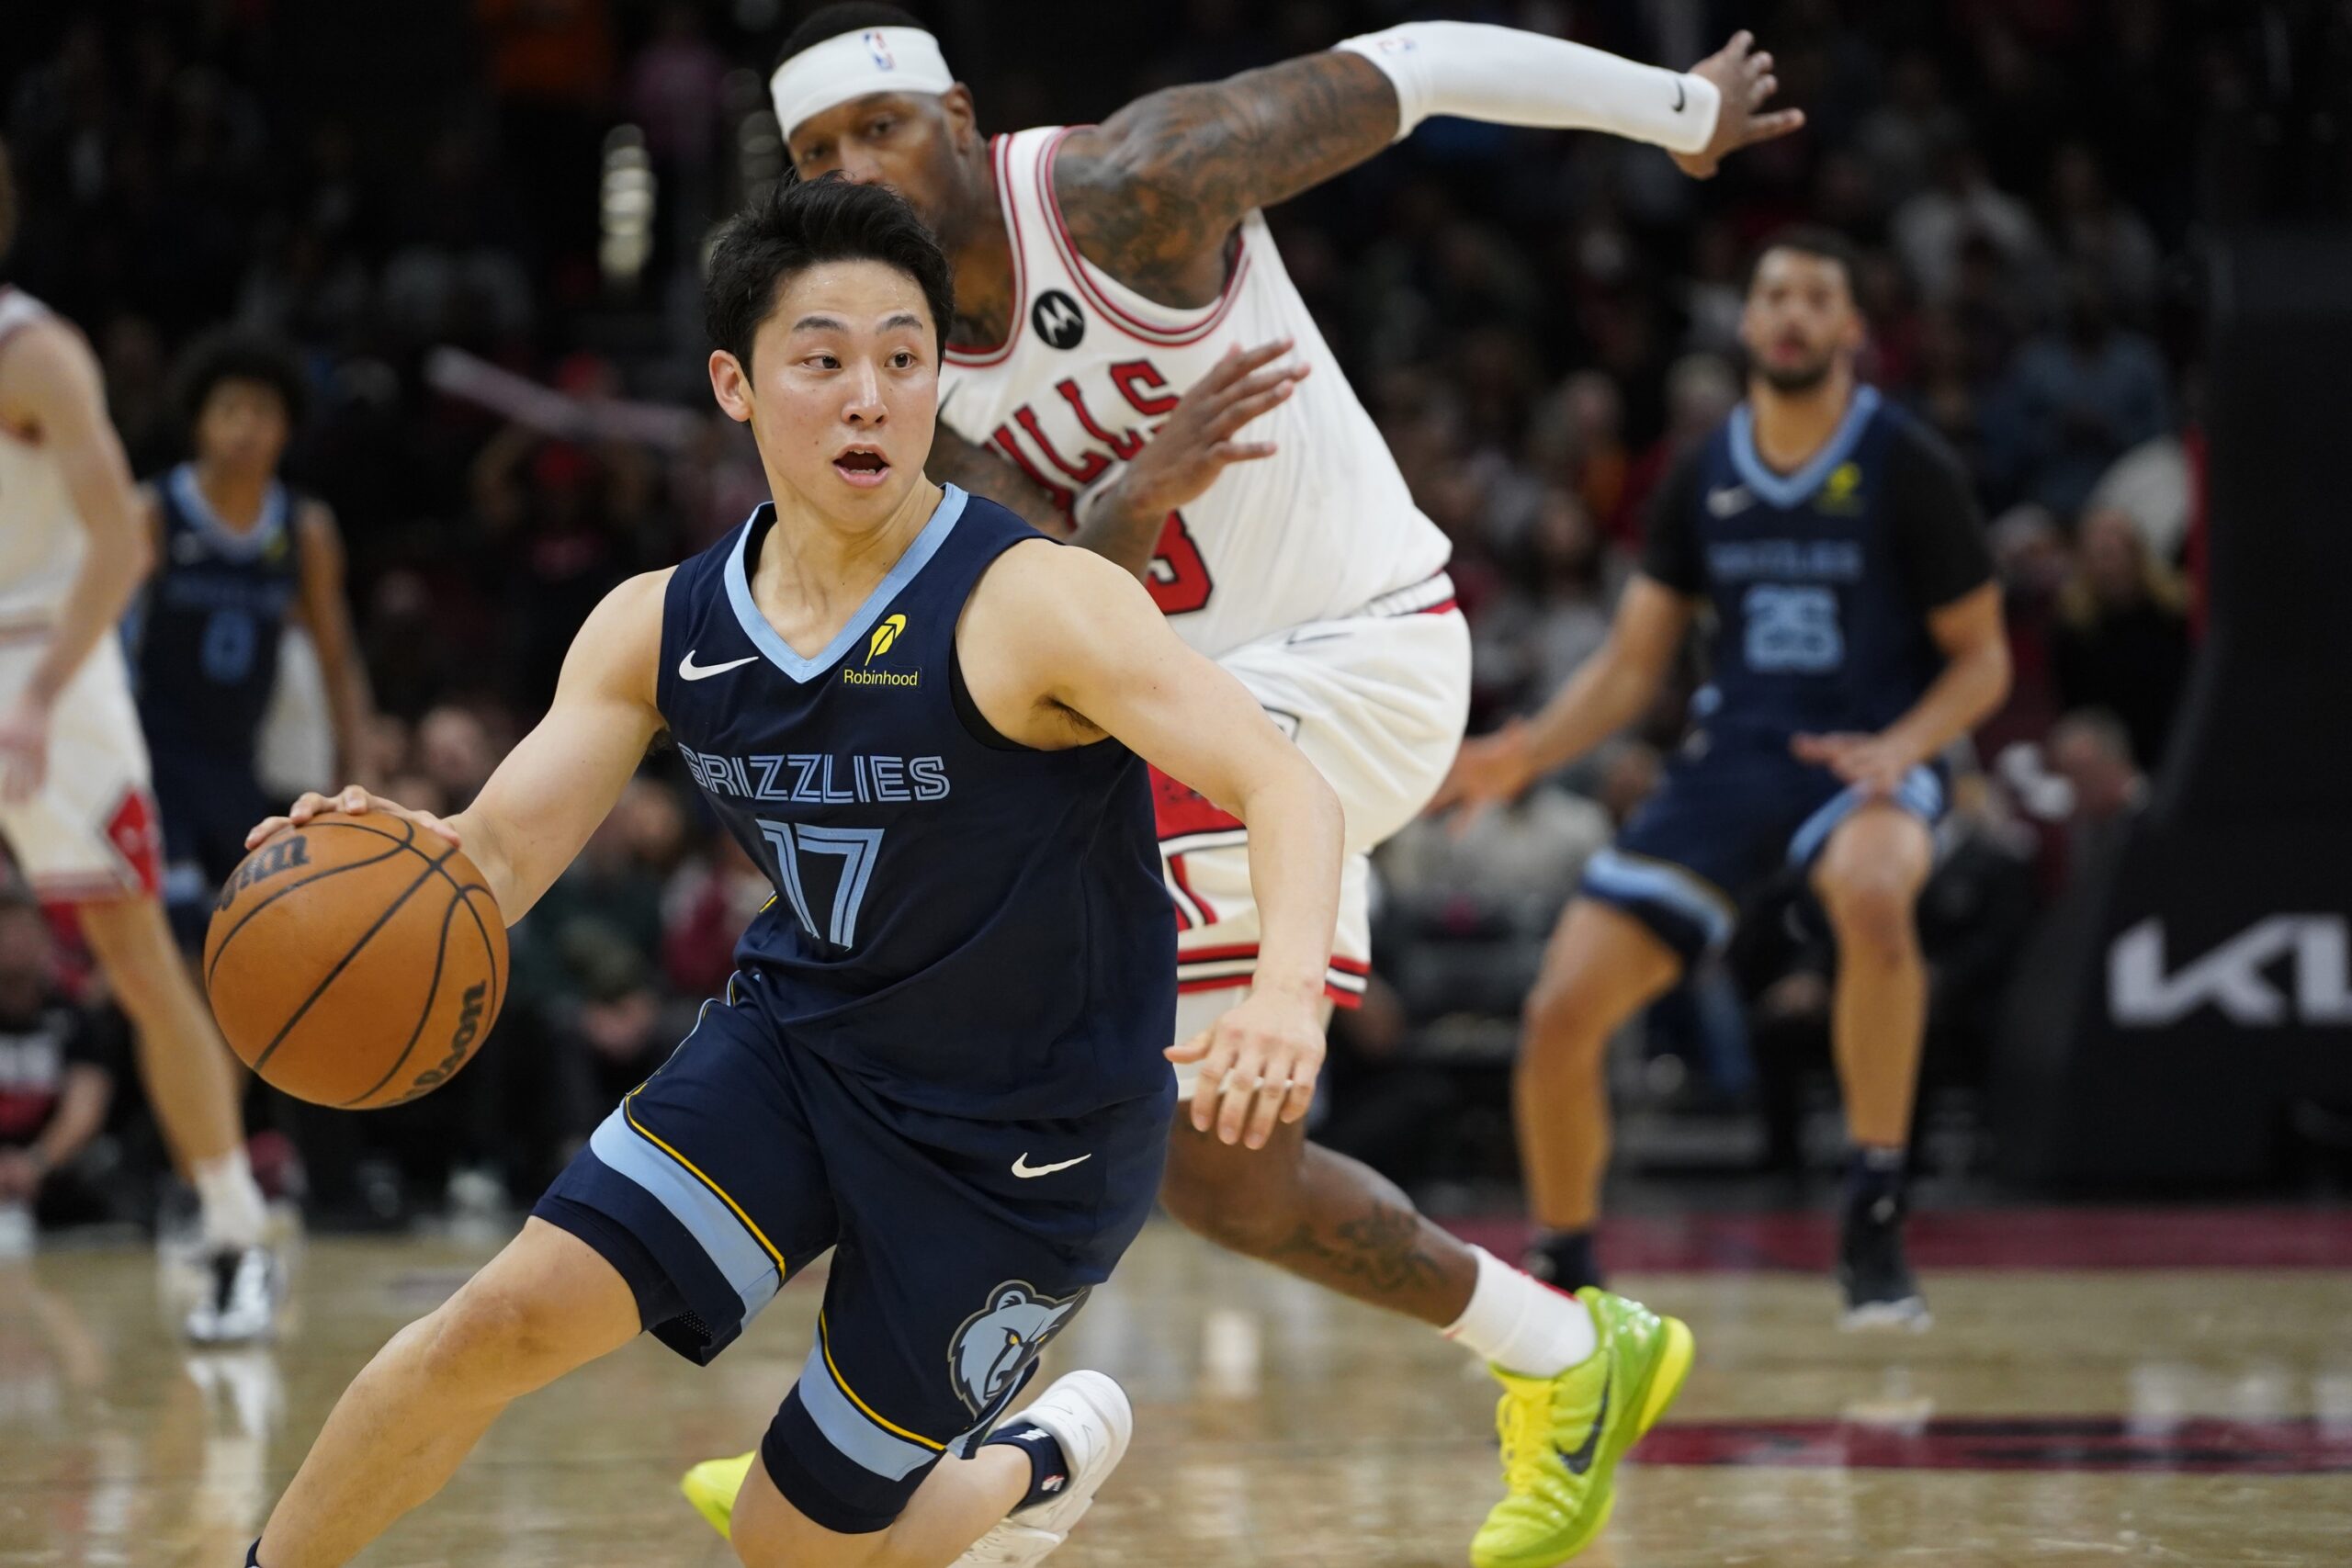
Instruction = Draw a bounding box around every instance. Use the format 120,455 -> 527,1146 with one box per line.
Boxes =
690,10 -> 1801,1562
0,140 -> 277,1342
1436,231 -> 2010,1327
133,329 -> 374,951
234,177 -> 1346,1568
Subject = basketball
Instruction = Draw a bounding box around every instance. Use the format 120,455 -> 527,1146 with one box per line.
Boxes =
203,811 -> 507,1110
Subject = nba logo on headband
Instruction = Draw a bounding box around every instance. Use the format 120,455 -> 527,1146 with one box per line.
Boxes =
771,25 -> 956,139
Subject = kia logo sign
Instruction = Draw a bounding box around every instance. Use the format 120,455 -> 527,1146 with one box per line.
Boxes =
2109,915 -> 2352,1027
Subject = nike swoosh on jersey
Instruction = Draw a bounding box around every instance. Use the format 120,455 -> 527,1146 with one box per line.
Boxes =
1562,1366 -> 1611,1476
677,650 -> 760,682
1673,80 -> 1687,112
1011,1152 -> 1093,1179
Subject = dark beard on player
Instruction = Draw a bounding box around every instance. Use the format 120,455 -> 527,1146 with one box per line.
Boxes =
1757,355 -> 1836,393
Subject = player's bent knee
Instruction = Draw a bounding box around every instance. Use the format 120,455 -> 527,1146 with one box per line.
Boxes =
413,1280 -> 582,1399
1816,874 -> 1918,965
1160,1127 -> 1306,1256
1521,973 -> 1613,1067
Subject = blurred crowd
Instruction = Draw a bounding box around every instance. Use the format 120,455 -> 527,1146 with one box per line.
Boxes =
0,0 -> 2296,1228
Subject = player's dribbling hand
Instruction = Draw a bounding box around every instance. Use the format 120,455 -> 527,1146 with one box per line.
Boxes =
1091,341 -> 1311,522
1791,731 -> 1916,799
0,693 -> 53,805
243,784 -> 463,852
1674,31 -> 1806,179
1167,986 -> 1326,1150
1425,719 -> 1537,830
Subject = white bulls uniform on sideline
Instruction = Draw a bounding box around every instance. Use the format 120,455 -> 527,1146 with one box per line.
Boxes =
0,288 -> 164,901
939,126 -> 1471,1048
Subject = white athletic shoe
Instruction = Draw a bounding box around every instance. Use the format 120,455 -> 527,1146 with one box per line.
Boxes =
185,1247 -> 278,1345
953,1371 -> 1134,1567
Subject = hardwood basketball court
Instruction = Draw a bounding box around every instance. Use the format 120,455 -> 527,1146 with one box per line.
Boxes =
4,1210 -> 2346,1566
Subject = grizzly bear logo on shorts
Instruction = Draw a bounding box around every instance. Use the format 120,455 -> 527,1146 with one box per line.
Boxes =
947,1280 -> 1086,1416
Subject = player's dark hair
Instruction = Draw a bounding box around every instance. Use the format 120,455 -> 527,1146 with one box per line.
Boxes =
172,327 -> 310,431
774,3 -> 928,73
704,175 -> 955,367
1747,225 -> 1861,297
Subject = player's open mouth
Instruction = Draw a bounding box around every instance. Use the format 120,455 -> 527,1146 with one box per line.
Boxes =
833,446 -> 890,487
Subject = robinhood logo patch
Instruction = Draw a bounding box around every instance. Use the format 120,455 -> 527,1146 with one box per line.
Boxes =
867,615 -> 907,663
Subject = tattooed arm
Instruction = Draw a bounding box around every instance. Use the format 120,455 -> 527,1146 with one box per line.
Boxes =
1054,28 -> 1800,306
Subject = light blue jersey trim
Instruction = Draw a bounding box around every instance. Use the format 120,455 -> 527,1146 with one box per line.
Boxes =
587,1107 -> 780,1325
723,484 -> 969,683
168,463 -> 288,559
796,1338 -> 942,1480
1728,385 -> 1882,509
1785,763 -> 1945,868
1581,847 -> 1736,953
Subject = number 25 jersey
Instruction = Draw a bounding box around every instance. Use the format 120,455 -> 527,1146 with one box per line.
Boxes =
1641,388 -> 1993,748
937,127 -> 1452,660
657,485 -> 1175,1121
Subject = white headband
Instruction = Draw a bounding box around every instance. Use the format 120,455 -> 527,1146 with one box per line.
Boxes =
770,26 -> 955,141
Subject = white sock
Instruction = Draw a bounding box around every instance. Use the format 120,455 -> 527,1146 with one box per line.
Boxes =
1442,1245 -> 1598,1376
193,1150 -> 267,1250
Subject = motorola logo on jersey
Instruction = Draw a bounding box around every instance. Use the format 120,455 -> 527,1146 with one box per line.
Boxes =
1032,289 -> 1086,350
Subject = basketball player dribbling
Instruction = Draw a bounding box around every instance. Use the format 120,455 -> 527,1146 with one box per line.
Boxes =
687,9 -> 1799,1564
0,140 -> 277,1342
235,176 -> 1349,1568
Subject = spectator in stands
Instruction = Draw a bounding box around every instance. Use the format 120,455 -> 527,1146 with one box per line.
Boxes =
1891,139 -> 2045,307
1995,273 -> 2171,520
2052,507 -> 2192,768
0,888 -> 122,1235
2047,142 -> 2162,321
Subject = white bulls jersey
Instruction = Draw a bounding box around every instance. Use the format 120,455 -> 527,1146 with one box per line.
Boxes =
939,127 -> 1452,659
0,289 -> 85,624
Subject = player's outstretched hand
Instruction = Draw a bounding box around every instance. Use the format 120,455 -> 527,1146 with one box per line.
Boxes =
1674,30 -> 1805,179
244,784 -> 463,853
0,693 -> 51,804
1094,341 -> 1310,522
1425,719 -> 1537,829
1791,731 -> 1914,799
1167,986 -> 1326,1150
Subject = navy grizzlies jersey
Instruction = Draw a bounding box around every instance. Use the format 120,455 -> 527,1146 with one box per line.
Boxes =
658,486 -> 1175,1120
1643,387 -> 1992,744
133,464 -> 304,762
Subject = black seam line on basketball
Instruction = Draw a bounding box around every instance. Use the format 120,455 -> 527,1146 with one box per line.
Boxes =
377,885 -> 500,1107
249,843 -> 459,1074
204,816 -> 421,991
445,882 -> 505,1021
265,816 -> 489,903
336,886 -> 460,1107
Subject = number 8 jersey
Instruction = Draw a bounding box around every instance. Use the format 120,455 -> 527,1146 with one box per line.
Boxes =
1640,387 -> 1994,747
936,127 -> 1452,660
658,485 -> 1176,1122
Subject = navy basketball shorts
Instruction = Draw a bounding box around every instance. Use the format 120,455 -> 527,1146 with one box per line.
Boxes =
533,978 -> 1173,1535
150,752 -> 275,946
1577,738 -> 1948,965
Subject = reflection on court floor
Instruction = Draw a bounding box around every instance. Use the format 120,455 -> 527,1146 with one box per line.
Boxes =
3,1215 -> 2347,1566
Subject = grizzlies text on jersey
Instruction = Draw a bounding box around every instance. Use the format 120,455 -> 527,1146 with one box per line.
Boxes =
1580,388 -> 1994,961
535,485 -> 1177,1532
655,483 -> 1174,1121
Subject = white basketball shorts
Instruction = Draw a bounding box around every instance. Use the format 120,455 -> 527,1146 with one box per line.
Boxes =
1158,570 -> 1470,1087
0,629 -> 163,902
